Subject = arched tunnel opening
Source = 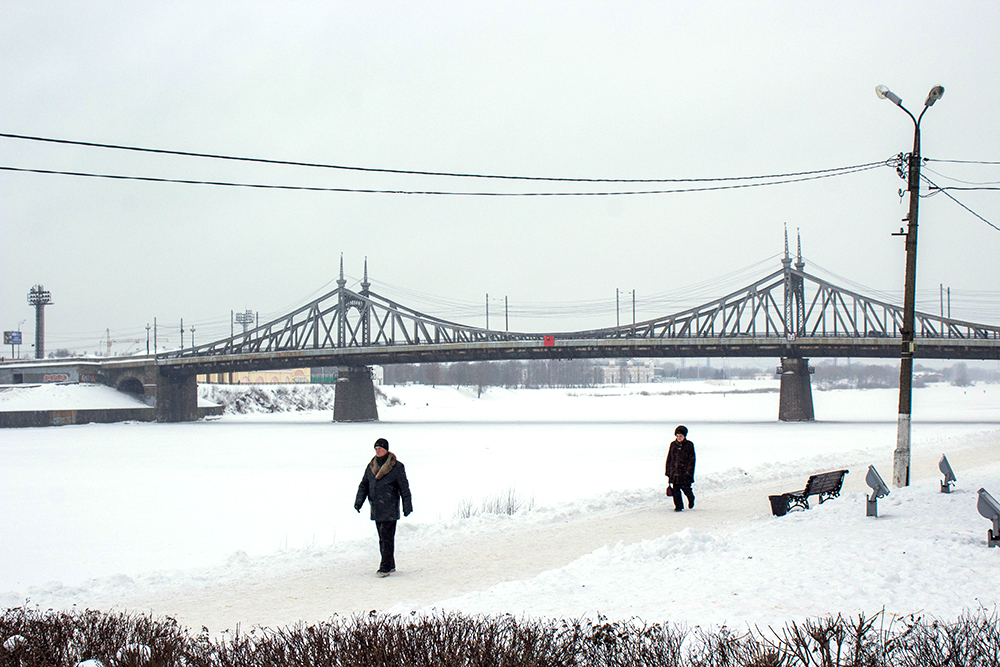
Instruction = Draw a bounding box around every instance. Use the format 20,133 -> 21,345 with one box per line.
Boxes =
117,376 -> 145,398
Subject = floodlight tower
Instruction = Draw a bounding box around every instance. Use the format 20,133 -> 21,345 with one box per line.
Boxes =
27,285 -> 52,359
235,309 -> 254,334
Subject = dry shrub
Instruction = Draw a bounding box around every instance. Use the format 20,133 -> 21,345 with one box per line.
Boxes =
2,606 -> 999,667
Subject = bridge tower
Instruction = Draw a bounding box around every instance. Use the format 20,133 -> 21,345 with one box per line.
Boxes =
333,257 -> 379,422
778,228 -> 815,421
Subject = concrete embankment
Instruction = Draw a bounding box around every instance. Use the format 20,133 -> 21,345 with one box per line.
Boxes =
0,405 -> 222,428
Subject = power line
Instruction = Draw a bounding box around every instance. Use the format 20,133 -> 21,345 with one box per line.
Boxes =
922,166 -> 1000,186
925,158 -> 1000,165
0,163 -> 886,196
927,186 -> 1000,192
921,175 -> 1000,232
0,131 -> 886,184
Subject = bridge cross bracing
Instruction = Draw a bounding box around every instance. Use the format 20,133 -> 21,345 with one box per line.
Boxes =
160,244 -> 1000,376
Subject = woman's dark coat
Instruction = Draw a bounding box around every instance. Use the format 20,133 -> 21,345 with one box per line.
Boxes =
355,452 -> 413,521
665,439 -> 696,487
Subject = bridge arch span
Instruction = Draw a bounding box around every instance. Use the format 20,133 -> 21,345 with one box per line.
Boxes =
117,376 -> 145,397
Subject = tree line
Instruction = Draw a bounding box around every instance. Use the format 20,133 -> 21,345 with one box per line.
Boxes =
382,359 -> 998,389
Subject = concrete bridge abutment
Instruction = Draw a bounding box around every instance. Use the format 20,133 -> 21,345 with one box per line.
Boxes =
777,357 -> 815,422
333,366 -> 379,422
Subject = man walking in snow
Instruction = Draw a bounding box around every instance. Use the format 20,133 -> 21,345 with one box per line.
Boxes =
355,437 -> 412,577
665,425 -> 696,512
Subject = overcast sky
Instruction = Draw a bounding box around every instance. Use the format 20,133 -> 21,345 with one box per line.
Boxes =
2,1 -> 998,356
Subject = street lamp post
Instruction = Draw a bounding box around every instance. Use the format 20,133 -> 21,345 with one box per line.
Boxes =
876,83 -> 945,488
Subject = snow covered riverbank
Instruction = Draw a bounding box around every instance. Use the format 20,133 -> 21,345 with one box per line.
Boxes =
2,380 -> 999,632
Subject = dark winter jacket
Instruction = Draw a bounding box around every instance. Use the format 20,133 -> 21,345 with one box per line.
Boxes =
355,452 -> 413,521
665,439 -> 696,487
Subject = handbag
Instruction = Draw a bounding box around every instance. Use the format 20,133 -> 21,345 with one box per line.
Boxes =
666,485 -> 674,497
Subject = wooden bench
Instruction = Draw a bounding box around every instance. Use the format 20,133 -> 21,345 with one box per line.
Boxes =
769,469 -> 849,516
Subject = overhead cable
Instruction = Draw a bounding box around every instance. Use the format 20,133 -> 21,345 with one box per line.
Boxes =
924,158 -> 1000,165
0,131 -> 886,184
922,166 -> 1000,186
0,163 -> 885,196
921,175 -> 1000,232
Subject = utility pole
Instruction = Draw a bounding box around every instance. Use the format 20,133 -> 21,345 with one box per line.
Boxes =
876,83 -> 945,488
486,293 -> 489,330
180,318 -> 184,349
146,324 -> 151,355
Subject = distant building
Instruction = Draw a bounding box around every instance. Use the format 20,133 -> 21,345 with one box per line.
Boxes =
597,359 -> 655,384
199,365 -> 383,385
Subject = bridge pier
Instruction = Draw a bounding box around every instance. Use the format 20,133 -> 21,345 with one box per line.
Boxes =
333,366 -> 379,422
155,372 -> 199,423
777,357 -> 815,422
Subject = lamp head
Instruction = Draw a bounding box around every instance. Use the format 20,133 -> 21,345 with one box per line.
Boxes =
925,85 -> 945,107
866,465 -> 891,500
875,85 -> 903,106
978,488 -> 1000,534
939,454 -> 957,484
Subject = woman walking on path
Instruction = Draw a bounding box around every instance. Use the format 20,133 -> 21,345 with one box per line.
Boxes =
665,425 -> 696,512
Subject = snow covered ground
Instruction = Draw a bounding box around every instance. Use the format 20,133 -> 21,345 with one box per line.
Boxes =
1,379 -> 999,633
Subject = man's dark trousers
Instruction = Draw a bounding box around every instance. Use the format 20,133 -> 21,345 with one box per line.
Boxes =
376,520 -> 396,572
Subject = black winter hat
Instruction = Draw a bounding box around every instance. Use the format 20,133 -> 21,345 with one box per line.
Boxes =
674,425 -> 688,436
374,438 -> 389,450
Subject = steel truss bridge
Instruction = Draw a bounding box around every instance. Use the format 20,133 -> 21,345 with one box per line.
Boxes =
159,243 -> 1000,379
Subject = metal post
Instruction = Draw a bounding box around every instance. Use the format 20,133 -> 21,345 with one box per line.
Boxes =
146,324 -> 150,355
878,84 -> 944,488
486,293 -> 489,330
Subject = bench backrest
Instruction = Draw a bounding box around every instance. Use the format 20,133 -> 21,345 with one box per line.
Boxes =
804,469 -> 849,496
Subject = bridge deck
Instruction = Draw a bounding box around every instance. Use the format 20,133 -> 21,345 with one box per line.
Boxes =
158,336 -> 1000,376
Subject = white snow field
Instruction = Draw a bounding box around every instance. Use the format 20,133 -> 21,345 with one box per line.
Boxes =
1,379 -> 999,633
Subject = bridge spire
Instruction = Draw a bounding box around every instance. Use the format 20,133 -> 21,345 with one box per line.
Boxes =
362,257 -> 370,297
338,254 -> 346,289
795,228 -> 805,272
782,224 -> 791,270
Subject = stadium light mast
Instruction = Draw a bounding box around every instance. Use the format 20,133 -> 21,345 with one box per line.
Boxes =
876,83 -> 945,488
235,309 -> 254,334
27,285 -> 52,359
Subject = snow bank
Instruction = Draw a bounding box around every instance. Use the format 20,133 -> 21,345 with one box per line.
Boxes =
199,384 -> 337,414
424,462 -> 1000,628
0,384 -> 149,411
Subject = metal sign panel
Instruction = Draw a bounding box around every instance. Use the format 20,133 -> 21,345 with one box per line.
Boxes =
3,331 -> 22,345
